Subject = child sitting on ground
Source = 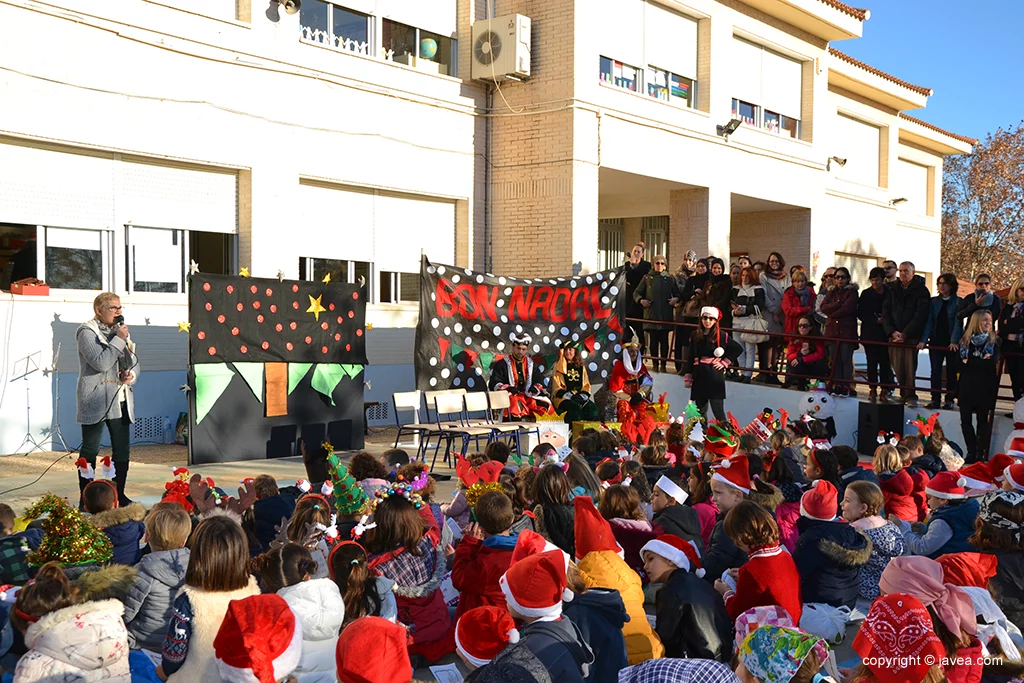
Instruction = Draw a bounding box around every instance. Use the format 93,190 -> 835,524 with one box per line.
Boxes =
641,533 -> 732,661
452,491 -> 518,619
969,491 -> 1024,631
258,541 -> 345,682
875,443 -> 917,522
598,484 -> 658,574
716,500 -> 802,623
761,449 -> 803,553
840,480 -> 905,600
211,593 -> 302,683
484,440 -> 515,477
650,475 -> 703,552
499,474 -> 535,534
851,593 -> 947,683
12,562 -> 131,681
124,502 -> 192,652
334,616 -> 414,683
251,474 -> 297,550
84,480 -> 146,566
398,462 -> 442,531
453,606 -> 521,678
348,451 -> 390,499
444,453 -> 495,532
902,434 -> 946,478
595,458 -> 624,489
703,455 -> 752,582
891,471 -> 980,558
620,460 -> 653,519
533,463 -> 576,557
287,494 -> 333,579
803,449 -> 841,490
899,444 -> 931,522
380,448 -> 411,482
793,480 -> 872,609
328,541 -> 397,624
833,445 -> 879,499
737,625 -> 830,683
687,462 -> 719,548
0,502 -> 42,585
769,429 -> 807,484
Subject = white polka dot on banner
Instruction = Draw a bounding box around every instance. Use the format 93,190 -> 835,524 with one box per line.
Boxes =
596,272 -> 603,280
561,327 -> 570,336
427,266 -> 436,275
476,275 -> 484,283
533,344 -> 540,353
533,326 -> 541,335
609,333 -> 617,341
465,269 -> 473,276
582,351 -> 589,359
441,368 -> 451,379
498,277 -> 506,285
538,364 -> 545,372
524,279 -> 533,284
572,333 -> 579,341
467,377 -> 475,387
444,326 -> 451,336
452,274 -> 460,283
543,336 -> 550,344
515,324 -> 523,333
497,342 -> 505,350
493,325 -> 502,336
548,279 -> 557,285
454,377 -> 461,386
589,362 -> 598,371
454,323 -> 463,333
501,315 -> 508,323
601,369 -> 608,378
594,341 -> 601,350
602,351 -> 609,360
475,367 -> 482,375
570,280 -> 578,289
610,285 -> 619,295
431,318 -> 439,328
548,324 -> 556,333
614,344 -> 621,353
465,337 -> 472,345
504,287 -> 513,296
601,297 -> 610,305
431,292 -> 436,301
473,324 -> 481,332
496,299 -> 505,307
586,276 -> 593,284
481,340 -> 489,349
437,266 -> 446,275
457,364 -> 465,372
611,299 -> 618,309
430,357 -> 438,366
430,377 -> 438,386
580,322 -> 588,331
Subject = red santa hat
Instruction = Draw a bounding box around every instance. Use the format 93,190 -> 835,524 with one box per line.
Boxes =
925,471 -> 968,500
936,552 -> 1000,588
573,496 -> 623,561
335,616 -> 412,683
711,456 -> 751,494
988,454 -> 1016,482
98,456 -> 116,480
1004,464 -> 1024,492
213,594 -> 302,683
959,462 -> 998,493
499,549 -> 573,619
800,480 -> 838,521
455,607 -> 520,668
1009,436 -> 1024,458
511,529 -> 561,565
295,479 -> 312,494
640,534 -> 705,578
76,458 -> 95,480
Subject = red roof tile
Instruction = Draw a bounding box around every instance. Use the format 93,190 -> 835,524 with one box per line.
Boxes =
898,113 -> 978,147
828,47 -> 933,97
819,0 -> 869,21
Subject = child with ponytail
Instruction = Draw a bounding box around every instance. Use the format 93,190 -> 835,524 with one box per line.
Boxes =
329,541 -> 397,624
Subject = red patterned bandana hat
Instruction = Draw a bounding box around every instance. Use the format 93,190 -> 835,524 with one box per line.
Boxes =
456,606 -> 520,668
213,594 -> 302,683
711,455 -> 751,494
705,422 -> 739,459
853,593 -> 945,683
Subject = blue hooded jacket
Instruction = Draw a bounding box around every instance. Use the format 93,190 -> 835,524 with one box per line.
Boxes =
563,589 -> 629,683
927,498 -> 981,559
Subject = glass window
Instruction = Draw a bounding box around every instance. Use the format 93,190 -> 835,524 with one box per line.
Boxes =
646,67 -> 693,106
190,232 -> 235,276
380,271 -> 419,303
646,67 -> 670,101
299,0 -> 329,40
732,99 -> 758,126
0,223 -> 38,290
45,227 -> 105,290
130,227 -> 185,293
382,19 -> 417,63
302,258 -> 372,299
419,30 -> 457,77
332,5 -> 369,48
671,73 -> 694,104
399,272 -> 419,302
598,57 -> 640,92
763,111 -> 799,138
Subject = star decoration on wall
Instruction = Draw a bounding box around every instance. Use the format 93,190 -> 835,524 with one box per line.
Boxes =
239,267 -> 250,277
322,272 -> 332,284
366,323 -> 374,330
306,294 -> 327,322
177,321 -> 191,333
189,260 -> 200,275
277,270 -> 285,281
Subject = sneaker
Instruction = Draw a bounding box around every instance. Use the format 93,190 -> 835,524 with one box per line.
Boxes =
905,399 -> 919,408
925,402 -> 941,410
944,402 -> 958,411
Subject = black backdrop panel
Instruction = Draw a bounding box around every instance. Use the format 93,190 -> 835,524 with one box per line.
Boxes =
857,402 -> 905,456
188,367 -> 365,465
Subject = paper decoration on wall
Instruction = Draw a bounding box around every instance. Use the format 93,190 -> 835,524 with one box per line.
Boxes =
311,364 -> 348,405
414,257 -> 627,392
189,274 -> 368,366
288,363 -> 313,394
233,362 -> 265,403
194,363 -> 237,425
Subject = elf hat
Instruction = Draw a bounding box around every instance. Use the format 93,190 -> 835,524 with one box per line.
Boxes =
214,594 -> 302,683
511,529 -> 561,565
959,462 -> 998,493
853,593 -> 945,683
800,480 -> 838,521
711,456 -> 751,494
335,616 -> 412,683
936,552 -> 1000,588
499,549 -> 574,619
455,607 -> 520,668
705,423 -> 739,458
327,461 -> 367,517
641,534 -> 705,578
989,453 -> 1016,482
573,496 -> 623,561
925,471 -> 968,500
1004,464 -> 1024,492
654,475 -> 688,505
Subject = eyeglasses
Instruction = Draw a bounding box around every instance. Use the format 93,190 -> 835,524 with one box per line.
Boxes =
798,323 -> 812,328
977,281 -> 991,287
654,261 -> 667,266
835,275 -> 850,280
106,305 -> 123,312
823,273 -> 835,279
701,316 -> 717,321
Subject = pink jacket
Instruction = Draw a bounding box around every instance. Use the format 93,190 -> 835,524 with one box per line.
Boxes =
693,500 -> 718,548
775,501 -> 802,553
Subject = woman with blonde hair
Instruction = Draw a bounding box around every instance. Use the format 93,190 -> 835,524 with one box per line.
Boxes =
957,310 -> 1001,463
999,278 -> 1024,401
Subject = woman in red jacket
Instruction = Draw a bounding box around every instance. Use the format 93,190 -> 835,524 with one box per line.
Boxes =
784,317 -> 827,390
782,271 -> 817,337
875,444 -> 917,522
821,267 -> 860,396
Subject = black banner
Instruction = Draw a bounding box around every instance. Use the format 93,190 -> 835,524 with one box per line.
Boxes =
414,258 -> 628,391
189,274 -> 368,365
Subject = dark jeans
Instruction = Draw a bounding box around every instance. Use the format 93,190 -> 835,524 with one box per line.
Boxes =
830,342 -> 856,389
929,348 -> 960,404
1007,352 -> 1024,401
694,398 -> 726,422
785,359 -> 827,390
80,403 -> 131,464
961,409 -> 992,463
674,326 -> 689,373
647,330 -> 670,372
864,343 -> 894,393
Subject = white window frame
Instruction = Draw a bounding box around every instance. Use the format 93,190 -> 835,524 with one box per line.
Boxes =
379,270 -> 419,304
598,220 -> 625,271
36,225 -> 113,293
599,56 -> 642,93
731,38 -> 803,139
642,216 -> 668,259
302,257 -> 373,301
126,226 -> 187,296
645,66 -> 696,107
299,1 -> 374,56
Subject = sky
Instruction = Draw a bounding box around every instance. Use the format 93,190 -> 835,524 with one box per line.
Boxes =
835,0 -> 1024,141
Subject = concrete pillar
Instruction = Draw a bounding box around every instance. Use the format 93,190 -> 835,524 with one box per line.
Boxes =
668,187 -> 731,262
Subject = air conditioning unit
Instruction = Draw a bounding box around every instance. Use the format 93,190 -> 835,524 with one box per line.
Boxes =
471,14 -> 531,82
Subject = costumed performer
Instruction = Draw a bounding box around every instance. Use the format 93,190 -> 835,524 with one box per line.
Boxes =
684,306 -> 742,422
488,332 -> 552,420
551,340 -> 599,424
608,328 -> 656,445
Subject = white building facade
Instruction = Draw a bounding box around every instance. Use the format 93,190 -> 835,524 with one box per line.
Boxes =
0,0 -> 972,453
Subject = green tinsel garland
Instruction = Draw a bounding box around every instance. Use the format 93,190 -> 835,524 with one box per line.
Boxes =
23,493 -> 113,566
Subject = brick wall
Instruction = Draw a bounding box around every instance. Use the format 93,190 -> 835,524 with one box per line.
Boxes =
730,209 -> 812,269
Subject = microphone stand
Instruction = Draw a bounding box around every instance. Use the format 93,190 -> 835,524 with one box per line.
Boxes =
45,343 -> 71,452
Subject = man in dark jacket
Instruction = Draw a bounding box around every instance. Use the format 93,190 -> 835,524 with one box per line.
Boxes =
882,262 -> 930,407
858,267 -> 895,401
919,274 -> 964,410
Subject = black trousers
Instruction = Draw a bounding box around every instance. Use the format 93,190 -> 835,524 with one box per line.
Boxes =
961,408 -> 992,463
80,402 -> 132,505
694,398 -> 726,422
864,343 -> 894,393
929,348 -> 960,404
1007,352 -> 1024,401
647,330 -> 670,372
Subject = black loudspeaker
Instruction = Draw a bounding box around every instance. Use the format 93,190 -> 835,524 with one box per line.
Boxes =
857,402 -> 905,456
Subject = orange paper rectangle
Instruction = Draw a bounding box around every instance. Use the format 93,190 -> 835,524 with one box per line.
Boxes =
265,362 -> 288,417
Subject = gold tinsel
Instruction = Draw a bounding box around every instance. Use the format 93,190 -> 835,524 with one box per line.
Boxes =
22,493 -> 114,566
464,481 -> 505,508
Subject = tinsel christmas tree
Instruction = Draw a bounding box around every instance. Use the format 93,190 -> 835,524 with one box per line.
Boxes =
324,442 -> 368,516
22,493 -> 113,566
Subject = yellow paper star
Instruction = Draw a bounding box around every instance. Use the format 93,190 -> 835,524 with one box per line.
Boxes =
177,321 -> 191,333
306,293 -> 327,322
239,267 -> 250,277
366,323 -> 374,330
322,272 -> 332,284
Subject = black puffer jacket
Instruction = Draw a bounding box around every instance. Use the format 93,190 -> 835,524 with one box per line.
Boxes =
793,517 -> 873,608
882,275 -> 930,342
656,567 -> 733,661
989,551 -> 1024,633
701,516 -> 747,584
652,503 -> 705,555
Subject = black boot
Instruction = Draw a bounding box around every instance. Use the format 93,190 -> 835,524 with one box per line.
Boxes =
113,460 -> 133,507
78,473 -> 91,511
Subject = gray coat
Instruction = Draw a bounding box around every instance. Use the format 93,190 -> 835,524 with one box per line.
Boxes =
123,547 -> 189,651
76,319 -> 139,425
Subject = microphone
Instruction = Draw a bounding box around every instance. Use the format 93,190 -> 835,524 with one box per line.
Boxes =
113,314 -> 125,330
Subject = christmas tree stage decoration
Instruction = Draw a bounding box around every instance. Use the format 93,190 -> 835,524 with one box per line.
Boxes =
23,493 -> 113,566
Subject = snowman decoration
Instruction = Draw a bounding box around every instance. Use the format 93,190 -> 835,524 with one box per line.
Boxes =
800,386 -> 837,440
1006,397 -> 1024,457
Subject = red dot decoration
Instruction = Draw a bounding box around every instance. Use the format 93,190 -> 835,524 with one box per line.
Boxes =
275,323 -> 283,332
270,305 -> 277,313
337,316 -> 343,324
217,314 -> 226,324
305,336 -> 312,345
321,322 -> 329,330
261,341 -> 270,350
321,346 -> 328,354
202,282 -> 211,292
347,310 -> 354,319
240,345 -> 248,353
286,342 -> 294,351
329,303 -> 335,311
290,322 -> 298,331
197,331 -> 206,340
356,329 -> 363,337
292,301 -> 299,310
265,288 -> 273,296
352,292 -> 359,300
257,314 -> 265,323
250,285 -> 258,294
292,284 -> 299,293
205,303 -> 212,311
208,346 -> 216,355
345,344 -> 351,351
231,327 -> 240,336
334,333 -> 341,341
236,303 -> 244,312
252,301 -> 261,310
226,285 -> 234,294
